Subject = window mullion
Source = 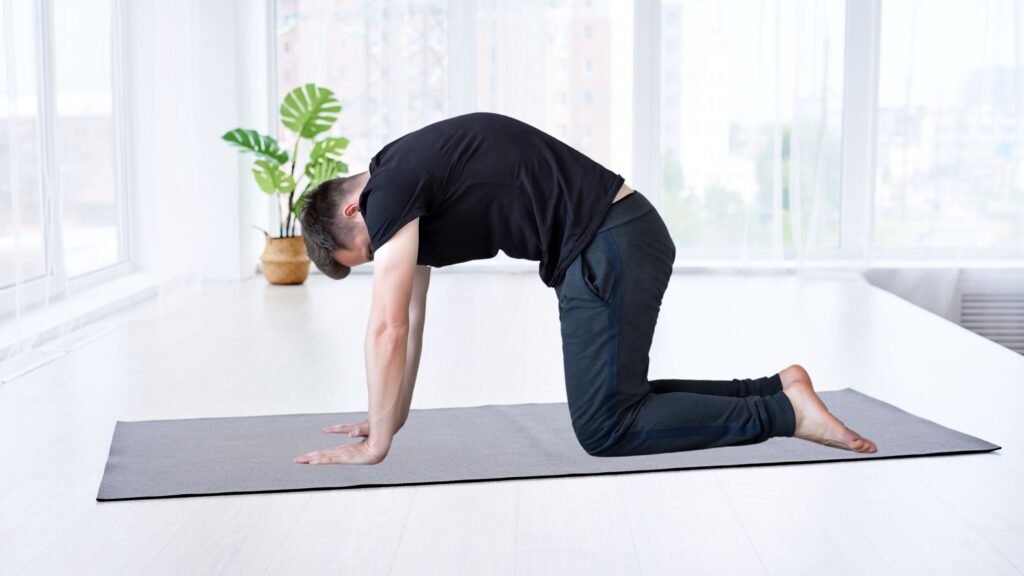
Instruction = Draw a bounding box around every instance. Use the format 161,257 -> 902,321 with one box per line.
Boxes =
633,1 -> 660,208
447,0 -> 476,117
265,0 -> 279,243
839,0 -> 881,264
34,0 -> 65,293
110,0 -> 132,271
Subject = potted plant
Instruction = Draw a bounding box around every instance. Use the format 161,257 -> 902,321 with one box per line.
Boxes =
222,83 -> 349,285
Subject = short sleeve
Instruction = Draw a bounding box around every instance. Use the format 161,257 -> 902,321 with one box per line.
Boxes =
359,167 -> 434,251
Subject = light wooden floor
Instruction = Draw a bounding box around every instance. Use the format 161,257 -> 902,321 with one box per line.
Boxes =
2,269 -> 1022,575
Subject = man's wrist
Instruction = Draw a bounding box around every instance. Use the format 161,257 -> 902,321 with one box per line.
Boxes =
366,436 -> 392,460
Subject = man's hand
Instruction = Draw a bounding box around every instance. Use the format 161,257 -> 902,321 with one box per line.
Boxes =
322,418 -> 370,437
293,439 -> 385,465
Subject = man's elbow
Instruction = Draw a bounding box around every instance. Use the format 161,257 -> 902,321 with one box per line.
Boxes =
369,321 -> 410,340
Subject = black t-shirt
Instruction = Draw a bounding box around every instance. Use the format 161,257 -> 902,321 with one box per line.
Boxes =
358,111 -> 625,288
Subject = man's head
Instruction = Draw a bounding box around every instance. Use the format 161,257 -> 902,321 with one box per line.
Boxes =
299,170 -> 374,279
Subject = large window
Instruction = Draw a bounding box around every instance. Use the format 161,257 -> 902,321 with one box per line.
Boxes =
0,0 -> 45,287
474,0 -> 633,173
276,0 -> 451,169
0,0 -> 124,298
275,0 -> 1024,264
276,0 -> 632,176
53,0 -> 120,277
875,0 -> 1023,256
659,0 -> 845,258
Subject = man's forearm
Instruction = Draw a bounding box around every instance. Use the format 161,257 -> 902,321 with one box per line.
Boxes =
395,318 -> 425,430
365,324 -> 409,457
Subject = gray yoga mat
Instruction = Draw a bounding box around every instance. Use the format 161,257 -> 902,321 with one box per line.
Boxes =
97,388 -> 1001,501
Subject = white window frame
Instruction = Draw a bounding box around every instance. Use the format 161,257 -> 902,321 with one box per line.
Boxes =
265,0 -> 279,236
840,0 -> 880,264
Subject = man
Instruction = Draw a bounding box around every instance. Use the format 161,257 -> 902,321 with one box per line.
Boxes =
293,112 -> 877,465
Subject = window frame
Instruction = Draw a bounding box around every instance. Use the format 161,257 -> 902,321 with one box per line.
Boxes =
0,0 -> 132,319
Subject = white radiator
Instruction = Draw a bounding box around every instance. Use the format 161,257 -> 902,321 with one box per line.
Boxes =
961,292 -> 1024,356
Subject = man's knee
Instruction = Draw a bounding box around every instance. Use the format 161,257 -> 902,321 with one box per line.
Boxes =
575,427 -> 619,457
580,440 -> 611,457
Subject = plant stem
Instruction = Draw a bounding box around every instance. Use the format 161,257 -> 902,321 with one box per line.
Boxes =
285,136 -> 302,237
289,175 -> 309,237
286,190 -> 296,236
277,196 -> 283,237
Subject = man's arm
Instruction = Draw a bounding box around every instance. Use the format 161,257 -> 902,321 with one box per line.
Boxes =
292,219 -> 419,466
363,218 -> 421,460
396,265 -> 430,431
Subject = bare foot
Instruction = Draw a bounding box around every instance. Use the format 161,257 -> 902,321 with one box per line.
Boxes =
779,364 -> 814,391
782,379 -> 878,453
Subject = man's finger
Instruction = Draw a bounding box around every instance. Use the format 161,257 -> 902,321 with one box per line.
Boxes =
294,451 -> 321,464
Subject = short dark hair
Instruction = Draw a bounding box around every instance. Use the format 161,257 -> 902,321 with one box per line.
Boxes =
299,172 -> 366,280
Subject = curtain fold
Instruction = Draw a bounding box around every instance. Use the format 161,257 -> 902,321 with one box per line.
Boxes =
0,0 -> 79,380
0,0 -> 205,382
789,0 -> 845,271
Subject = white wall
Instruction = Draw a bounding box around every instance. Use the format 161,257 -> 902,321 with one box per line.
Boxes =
863,268 -> 1024,326
124,0 -> 272,283
862,268 -> 963,322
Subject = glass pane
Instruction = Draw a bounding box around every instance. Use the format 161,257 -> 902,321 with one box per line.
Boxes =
659,0 -> 844,255
876,0 -> 1023,252
0,0 -> 46,289
475,0 -> 633,174
53,0 -> 119,277
277,0 -> 450,170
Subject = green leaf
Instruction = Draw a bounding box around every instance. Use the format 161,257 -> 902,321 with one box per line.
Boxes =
221,128 -> 289,164
308,136 -> 350,164
252,159 -> 296,195
279,84 -> 341,139
304,157 -> 344,190
293,157 -> 350,217
292,189 -> 312,217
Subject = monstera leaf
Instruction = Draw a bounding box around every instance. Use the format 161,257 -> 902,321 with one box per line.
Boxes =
308,136 -> 350,164
293,158 -> 346,217
280,84 -> 341,139
252,159 -> 296,194
303,157 -> 346,185
220,129 -> 289,164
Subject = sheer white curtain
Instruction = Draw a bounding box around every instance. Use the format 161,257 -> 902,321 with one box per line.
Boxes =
279,0 -> 847,269
277,0 -> 1023,269
658,0 -> 846,265
874,0 -> 1024,260
0,0 -> 205,382
276,0 -> 635,270
276,0 -> 452,175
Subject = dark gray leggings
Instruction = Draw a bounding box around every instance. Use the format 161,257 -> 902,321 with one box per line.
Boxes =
554,191 -> 797,457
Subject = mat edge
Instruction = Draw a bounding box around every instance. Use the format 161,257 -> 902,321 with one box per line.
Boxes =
95,445 -> 1001,502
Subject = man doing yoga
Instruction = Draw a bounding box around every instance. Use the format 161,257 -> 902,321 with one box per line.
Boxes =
293,111 -> 877,465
